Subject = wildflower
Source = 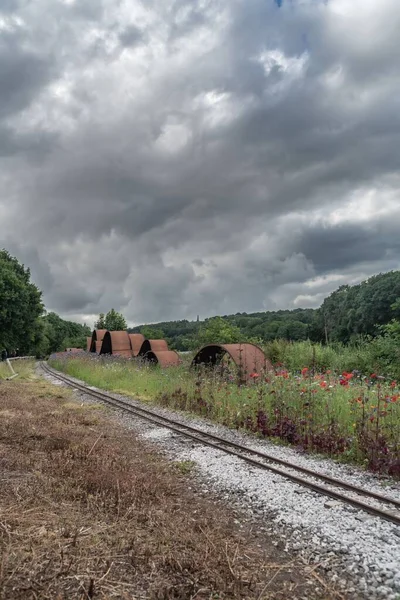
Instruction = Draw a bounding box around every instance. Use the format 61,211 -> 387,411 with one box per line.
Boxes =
301,367 -> 309,377
319,381 -> 327,389
391,395 -> 399,403
390,381 -> 396,388
339,379 -> 349,387
250,372 -> 259,379
370,373 -> 377,379
342,372 -> 353,380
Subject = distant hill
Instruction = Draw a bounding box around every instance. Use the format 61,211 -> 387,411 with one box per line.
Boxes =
129,271 -> 400,351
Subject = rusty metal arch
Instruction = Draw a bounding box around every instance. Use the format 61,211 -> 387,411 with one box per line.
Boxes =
128,333 -> 145,357
191,343 -> 271,381
86,337 -> 92,352
143,350 -> 181,367
90,329 -> 107,353
138,339 -> 169,356
100,331 -> 132,358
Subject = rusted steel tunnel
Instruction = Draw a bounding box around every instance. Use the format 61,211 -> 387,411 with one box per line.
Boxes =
90,329 -> 107,354
144,350 -> 181,367
90,329 -> 181,367
191,343 -> 272,381
100,331 -> 132,358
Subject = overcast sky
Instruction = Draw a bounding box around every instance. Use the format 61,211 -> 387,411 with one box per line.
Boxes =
1,0 -> 400,327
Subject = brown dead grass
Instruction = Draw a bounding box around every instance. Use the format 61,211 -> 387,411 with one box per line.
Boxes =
0,378 -> 344,599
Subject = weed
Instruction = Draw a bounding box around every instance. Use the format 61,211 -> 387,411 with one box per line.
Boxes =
50,352 -> 400,477
173,460 -> 196,475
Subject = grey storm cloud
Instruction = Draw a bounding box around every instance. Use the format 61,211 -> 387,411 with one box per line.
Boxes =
0,0 -> 400,326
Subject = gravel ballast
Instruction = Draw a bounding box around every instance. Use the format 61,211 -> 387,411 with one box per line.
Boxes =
41,366 -> 400,600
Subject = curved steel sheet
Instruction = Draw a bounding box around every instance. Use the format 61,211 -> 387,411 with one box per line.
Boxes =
191,343 -> 271,381
128,333 -> 146,357
90,329 -> 107,353
139,339 -> 169,356
144,350 -> 181,367
100,331 -> 132,358
86,337 -> 92,352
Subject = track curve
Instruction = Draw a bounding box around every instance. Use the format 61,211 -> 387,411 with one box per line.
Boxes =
41,362 -> 400,527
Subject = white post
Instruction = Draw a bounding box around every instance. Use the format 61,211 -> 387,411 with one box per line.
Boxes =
5,359 -> 18,380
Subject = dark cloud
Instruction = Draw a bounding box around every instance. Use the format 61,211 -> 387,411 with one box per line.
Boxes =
119,24 -> 144,47
297,217 -> 400,274
0,0 -> 399,326
0,43 -> 54,119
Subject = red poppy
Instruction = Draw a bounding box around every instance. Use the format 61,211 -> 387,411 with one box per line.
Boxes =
342,372 -> 353,380
340,379 -> 349,386
320,381 -> 327,389
250,372 -> 259,378
301,367 -> 309,377
370,373 -> 377,379
390,381 -> 396,388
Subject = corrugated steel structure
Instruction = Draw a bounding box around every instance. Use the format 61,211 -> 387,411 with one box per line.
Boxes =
86,337 -> 92,352
139,339 -> 169,355
128,333 -> 146,357
100,330 -> 132,358
90,329 -> 107,353
144,350 -> 181,367
191,343 -> 272,381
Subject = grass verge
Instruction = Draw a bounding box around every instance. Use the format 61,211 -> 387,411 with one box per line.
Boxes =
0,376 -> 339,599
50,354 -> 400,476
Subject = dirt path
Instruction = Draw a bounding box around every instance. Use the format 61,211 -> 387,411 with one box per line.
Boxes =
0,376 -> 343,599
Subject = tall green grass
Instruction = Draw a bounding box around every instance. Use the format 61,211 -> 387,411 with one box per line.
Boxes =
0,359 -> 36,380
49,351 -> 400,476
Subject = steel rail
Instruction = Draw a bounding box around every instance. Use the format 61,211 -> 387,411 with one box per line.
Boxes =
41,362 -> 400,526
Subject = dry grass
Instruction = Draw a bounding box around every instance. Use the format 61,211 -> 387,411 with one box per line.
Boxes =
0,378 -> 344,599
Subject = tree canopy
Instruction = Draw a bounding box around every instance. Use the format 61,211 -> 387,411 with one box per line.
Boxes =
38,312 -> 91,356
95,308 -> 127,331
0,249 -> 43,352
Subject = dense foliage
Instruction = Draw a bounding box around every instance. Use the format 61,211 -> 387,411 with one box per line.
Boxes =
95,309 -> 127,331
0,249 -> 90,357
37,312 -> 91,356
316,271 -> 400,343
0,249 -> 43,354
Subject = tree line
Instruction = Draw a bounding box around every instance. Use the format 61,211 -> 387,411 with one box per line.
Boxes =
0,249 -> 90,357
1,247 -> 400,357
131,271 -> 400,350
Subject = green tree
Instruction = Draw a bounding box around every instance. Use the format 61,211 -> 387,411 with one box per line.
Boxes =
104,308 -> 127,331
316,272 -> 400,343
140,326 -> 165,340
196,316 -> 242,347
94,313 -> 106,329
0,249 -> 43,352
38,312 -> 91,356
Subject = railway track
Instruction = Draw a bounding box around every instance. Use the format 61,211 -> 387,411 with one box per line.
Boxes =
41,362 -> 400,527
